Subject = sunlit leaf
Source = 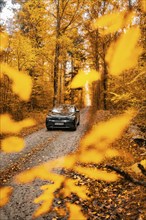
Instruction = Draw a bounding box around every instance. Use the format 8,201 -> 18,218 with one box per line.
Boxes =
15,165 -> 53,183
79,149 -> 104,164
92,11 -> 135,35
0,187 -> 13,207
15,156 -> 70,183
0,63 -> 33,100
33,201 -> 53,218
75,166 -> 118,182
105,149 -> 119,158
33,178 -> 65,217
106,27 -> 142,75
0,32 -> 9,51
61,179 -> 89,199
81,109 -> 136,150
1,114 -> 35,134
1,136 -> 25,153
50,154 -> 77,169
70,69 -> 101,89
67,203 -> 86,220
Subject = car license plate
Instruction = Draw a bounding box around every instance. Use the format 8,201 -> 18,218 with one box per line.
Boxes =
55,122 -> 64,125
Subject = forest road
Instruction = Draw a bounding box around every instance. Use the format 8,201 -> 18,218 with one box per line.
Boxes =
0,107 -> 90,220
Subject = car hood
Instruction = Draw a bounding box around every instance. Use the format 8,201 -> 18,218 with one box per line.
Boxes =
49,113 -> 75,117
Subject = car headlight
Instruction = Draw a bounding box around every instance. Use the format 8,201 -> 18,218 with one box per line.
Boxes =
46,116 -> 51,119
69,115 -> 76,120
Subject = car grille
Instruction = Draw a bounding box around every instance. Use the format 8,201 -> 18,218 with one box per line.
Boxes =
50,117 -> 69,120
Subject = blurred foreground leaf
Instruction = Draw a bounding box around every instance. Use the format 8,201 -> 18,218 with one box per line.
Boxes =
0,187 -> 13,207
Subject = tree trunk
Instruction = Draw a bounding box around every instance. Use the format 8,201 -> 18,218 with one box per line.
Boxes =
60,62 -> 65,104
53,0 -> 60,106
91,30 -> 101,110
128,0 -> 132,10
102,41 -> 108,110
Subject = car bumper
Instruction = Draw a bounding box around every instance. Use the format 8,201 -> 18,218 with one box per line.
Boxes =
46,120 -> 76,129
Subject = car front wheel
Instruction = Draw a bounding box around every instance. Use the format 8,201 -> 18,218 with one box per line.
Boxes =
72,121 -> 77,131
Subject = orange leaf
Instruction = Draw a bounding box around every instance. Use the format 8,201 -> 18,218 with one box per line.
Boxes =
1,136 -> 25,153
75,166 -> 118,182
70,69 -> 101,89
0,186 -> 13,207
92,11 -> 135,35
1,114 -> 35,134
67,203 -> 86,220
1,63 -> 33,100
106,27 -> 142,75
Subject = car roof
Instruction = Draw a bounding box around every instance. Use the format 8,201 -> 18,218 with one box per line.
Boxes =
53,104 -> 75,108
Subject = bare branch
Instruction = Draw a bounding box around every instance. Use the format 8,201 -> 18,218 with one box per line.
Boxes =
106,165 -> 146,187
138,164 -> 146,176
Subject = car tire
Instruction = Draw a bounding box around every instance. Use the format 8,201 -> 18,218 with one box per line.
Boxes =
72,121 -> 77,131
46,126 -> 51,131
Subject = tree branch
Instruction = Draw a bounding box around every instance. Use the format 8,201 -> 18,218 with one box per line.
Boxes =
61,0 -> 85,33
138,164 -> 146,176
106,165 -> 146,187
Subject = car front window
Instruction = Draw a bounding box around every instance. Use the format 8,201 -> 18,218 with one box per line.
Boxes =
52,106 -> 75,114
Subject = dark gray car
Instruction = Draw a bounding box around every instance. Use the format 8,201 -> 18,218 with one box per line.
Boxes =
46,104 -> 80,131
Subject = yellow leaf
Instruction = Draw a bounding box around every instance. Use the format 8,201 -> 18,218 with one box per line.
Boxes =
81,109 -> 136,150
15,161 -> 65,183
61,179 -> 89,200
33,178 -> 65,218
67,203 -> 86,220
0,186 -> 13,207
74,166 -> 118,182
106,27 -> 142,75
105,149 -> 119,158
0,32 -> 9,51
0,114 -> 35,134
92,11 -> 135,35
33,201 -> 53,218
79,149 -> 104,164
1,136 -> 25,153
0,63 -> 33,100
70,69 -> 101,89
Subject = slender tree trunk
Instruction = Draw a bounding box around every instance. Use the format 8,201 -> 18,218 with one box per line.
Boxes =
128,0 -> 132,9
95,31 -> 99,71
70,54 -> 74,104
92,30 -> 101,110
95,30 -> 101,109
61,61 -> 66,104
102,41 -> 108,110
53,0 -> 60,106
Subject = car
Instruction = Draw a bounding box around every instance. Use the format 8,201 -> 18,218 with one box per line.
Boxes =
46,104 -> 80,131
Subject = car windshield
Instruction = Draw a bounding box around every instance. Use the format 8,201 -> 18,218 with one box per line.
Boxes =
52,105 -> 75,114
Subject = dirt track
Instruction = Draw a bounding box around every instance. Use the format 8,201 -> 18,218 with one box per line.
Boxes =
0,108 -> 145,220
0,108 -> 90,219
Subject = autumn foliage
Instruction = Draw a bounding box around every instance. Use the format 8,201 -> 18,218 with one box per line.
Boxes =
0,0 -> 146,219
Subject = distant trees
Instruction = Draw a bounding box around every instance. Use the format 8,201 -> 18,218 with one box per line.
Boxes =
81,0 -> 145,112
0,0 -> 145,117
50,0 -> 86,105
105,0 -> 146,111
